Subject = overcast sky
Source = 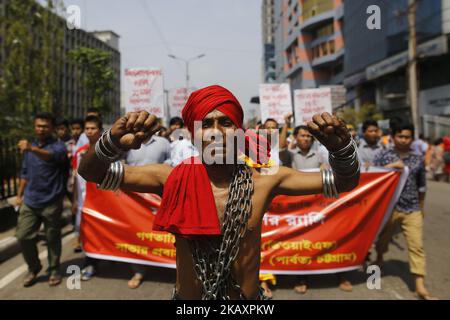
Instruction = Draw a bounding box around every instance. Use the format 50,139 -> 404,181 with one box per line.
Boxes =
58,0 -> 263,120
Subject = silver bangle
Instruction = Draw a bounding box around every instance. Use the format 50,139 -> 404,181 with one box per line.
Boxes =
110,161 -> 124,190
321,168 -> 329,198
94,131 -> 123,163
329,170 -> 339,198
104,162 -> 118,190
97,161 -> 124,191
328,138 -> 360,177
321,169 -> 339,199
98,163 -> 113,189
329,138 -> 357,158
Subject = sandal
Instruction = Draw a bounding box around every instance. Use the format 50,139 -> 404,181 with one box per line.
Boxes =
49,274 -> 62,287
339,279 -> 353,292
23,267 -> 42,288
128,273 -> 144,289
416,291 -> 439,300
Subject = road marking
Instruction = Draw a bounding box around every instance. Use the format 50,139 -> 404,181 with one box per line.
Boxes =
391,289 -> 405,300
0,233 -> 76,290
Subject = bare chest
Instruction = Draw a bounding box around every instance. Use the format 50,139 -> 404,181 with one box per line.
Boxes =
210,177 -> 273,231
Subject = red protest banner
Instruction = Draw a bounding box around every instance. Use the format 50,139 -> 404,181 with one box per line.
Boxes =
80,170 -> 405,274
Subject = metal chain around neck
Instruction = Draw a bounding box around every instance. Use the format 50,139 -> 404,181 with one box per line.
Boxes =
188,164 -> 254,300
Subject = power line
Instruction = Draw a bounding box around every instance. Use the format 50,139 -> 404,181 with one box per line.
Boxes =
138,0 -> 184,73
139,0 -> 173,56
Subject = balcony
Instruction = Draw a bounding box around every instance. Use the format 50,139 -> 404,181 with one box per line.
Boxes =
312,48 -> 344,68
301,0 -> 335,31
285,60 -> 305,78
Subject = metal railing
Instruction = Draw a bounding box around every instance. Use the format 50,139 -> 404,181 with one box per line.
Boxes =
0,138 -> 22,201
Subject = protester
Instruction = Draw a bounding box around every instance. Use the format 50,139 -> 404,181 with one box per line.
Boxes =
74,108 -> 102,151
381,117 -> 402,149
282,125 -> 327,170
164,117 -> 199,167
259,114 -> 292,298
68,118 -> 85,239
124,123 -> 171,289
374,122 -> 437,300
443,136 -> 450,182
56,119 -> 76,205
412,134 -> 429,157
429,138 -> 446,182
358,119 -> 384,169
164,116 -> 184,141
282,124 -> 351,294
261,117 -> 282,167
69,118 -> 85,146
56,119 -> 75,150
78,85 -> 360,300
15,112 -> 67,287
72,116 -> 103,279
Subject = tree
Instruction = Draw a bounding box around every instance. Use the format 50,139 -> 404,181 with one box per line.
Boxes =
0,0 -> 63,139
337,103 -> 384,127
68,47 -> 115,115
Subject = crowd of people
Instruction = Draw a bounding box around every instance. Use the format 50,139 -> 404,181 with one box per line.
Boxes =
14,105 -> 448,300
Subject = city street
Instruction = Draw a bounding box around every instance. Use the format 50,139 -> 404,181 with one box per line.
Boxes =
1,180 -> 449,300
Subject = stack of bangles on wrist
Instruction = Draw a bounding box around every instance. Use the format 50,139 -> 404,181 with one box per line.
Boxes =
321,138 -> 360,199
94,129 -> 125,191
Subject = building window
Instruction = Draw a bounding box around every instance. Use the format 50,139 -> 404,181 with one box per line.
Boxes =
303,0 -> 333,22
321,42 -> 328,56
329,40 -> 335,54
313,23 -> 334,40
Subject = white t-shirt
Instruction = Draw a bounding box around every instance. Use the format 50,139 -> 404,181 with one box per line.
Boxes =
170,138 -> 199,167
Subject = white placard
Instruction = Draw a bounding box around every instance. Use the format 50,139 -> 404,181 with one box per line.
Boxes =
124,68 -> 164,118
259,83 -> 293,124
168,87 -> 196,118
293,88 -> 333,125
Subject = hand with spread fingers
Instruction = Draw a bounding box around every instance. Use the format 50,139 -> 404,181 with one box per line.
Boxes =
306,112 -> 351,152
110,111 -> 161,151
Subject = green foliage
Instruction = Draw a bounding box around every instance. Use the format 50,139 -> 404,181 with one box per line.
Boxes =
0,0 -> 64,140
68,47 -> 115,115
337,103 -> 384,127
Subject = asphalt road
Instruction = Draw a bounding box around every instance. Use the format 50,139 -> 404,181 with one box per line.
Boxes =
1,181 -> 449,300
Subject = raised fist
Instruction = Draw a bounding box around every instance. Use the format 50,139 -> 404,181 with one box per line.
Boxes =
110,111 -> 161,151
307,112 -> 351,153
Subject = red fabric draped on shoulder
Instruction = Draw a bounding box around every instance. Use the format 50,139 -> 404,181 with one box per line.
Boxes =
153,156 -> 221,236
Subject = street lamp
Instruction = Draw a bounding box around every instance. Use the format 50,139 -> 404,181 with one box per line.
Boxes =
168,53 -> 206,93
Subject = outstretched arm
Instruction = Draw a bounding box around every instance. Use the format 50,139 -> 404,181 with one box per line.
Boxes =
79,111 -> 171,194
273,113 -> 360,197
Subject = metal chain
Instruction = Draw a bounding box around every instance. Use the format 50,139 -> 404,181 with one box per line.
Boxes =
188,164 -> 254,300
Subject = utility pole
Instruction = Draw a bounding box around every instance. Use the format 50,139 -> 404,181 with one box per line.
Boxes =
168,53 -> 206,94
408,0 -> 420,138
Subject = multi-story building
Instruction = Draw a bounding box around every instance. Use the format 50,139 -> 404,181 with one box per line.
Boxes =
0,0 -> 121,124
343,0 -> 450,137
272,0 -> 345,90
262,0 -> 276,83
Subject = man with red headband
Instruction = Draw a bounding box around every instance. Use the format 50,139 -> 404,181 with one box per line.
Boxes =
79,85 -> 360,300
